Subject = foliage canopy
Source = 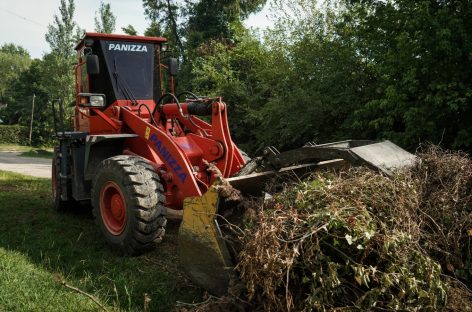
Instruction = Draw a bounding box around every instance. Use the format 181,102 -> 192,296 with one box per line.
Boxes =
1,0 -> 471,153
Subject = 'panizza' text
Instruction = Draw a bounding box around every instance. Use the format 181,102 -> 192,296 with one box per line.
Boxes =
149,134 -> 187,183
108,43 -> 148,52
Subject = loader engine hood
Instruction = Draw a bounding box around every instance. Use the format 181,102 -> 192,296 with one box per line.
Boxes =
100,40 -> 155,100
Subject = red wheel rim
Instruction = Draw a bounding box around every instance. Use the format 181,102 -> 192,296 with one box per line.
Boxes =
100,181 -> 127,235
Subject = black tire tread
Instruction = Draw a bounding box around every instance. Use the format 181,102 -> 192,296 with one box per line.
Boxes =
92,155 -> 167,255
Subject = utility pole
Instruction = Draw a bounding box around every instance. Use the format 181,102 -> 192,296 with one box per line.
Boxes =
29,94 -> 35,145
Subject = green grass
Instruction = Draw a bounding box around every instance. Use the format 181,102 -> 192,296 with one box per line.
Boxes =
19,149 -> 54,159
0,144 -> 33,152
0,248 -> 100,311
0,171 -> 203,311
0,144 -> 53,159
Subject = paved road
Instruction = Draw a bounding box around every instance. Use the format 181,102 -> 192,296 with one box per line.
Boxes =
0,151 -> 51,178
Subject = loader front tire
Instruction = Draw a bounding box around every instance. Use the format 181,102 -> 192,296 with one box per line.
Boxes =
92,155 -> 167,255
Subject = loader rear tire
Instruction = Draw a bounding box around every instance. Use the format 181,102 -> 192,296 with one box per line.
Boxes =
92,155 -> 167,255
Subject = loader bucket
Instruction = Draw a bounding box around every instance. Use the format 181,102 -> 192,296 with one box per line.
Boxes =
178,140 -> 417,294
349,140 -> 417,175
178,184 -> 233,295
177,161 -> 351,294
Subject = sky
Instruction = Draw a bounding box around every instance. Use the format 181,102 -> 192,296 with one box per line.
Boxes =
0,0 -> 272,59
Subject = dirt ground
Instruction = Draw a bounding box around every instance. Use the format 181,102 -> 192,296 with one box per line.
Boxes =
0,151 -> 51,178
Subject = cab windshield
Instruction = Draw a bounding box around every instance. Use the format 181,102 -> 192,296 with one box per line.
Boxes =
101,40 -> 154,100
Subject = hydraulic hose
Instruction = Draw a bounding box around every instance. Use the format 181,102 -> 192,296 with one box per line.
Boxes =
152,92 -> 184,118
138,103 -> 157,126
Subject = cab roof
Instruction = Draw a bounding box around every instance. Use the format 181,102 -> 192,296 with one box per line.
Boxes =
75,32 -> 167,50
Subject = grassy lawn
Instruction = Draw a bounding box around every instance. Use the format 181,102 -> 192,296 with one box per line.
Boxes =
0,144 -> 54,159
19,149 -> 54,159
0,171 -> 203,311
0,144 -> 34,152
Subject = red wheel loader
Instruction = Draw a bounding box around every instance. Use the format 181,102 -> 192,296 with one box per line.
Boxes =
52,32 -> 416,295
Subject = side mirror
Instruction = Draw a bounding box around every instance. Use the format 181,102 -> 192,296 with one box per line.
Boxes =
168,58 -> 178,76
86,55 -> 100,75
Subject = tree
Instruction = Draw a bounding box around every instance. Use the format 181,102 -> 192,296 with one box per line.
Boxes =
218,0 -> 267,19
45,0 -> 78,56
190,27 -> 273,153
44,0 -> 80,130
191,0 -> 472,153
142,0 -> 183,53
241,1 -> 373,152
0,57 -> 54,146
185,0 -> 236,50
0,44 -> 31,104
122,24 -> 138,36
184,0 -> 267,49
0,44 -> 30,57
144,21 -> 162,37
94,2 -> 116,34
339,0 -> 472,151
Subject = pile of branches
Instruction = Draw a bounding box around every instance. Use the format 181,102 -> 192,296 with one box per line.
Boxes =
183,146 -> 472,311
238,170 -> 446,311
413,146 -> 472,278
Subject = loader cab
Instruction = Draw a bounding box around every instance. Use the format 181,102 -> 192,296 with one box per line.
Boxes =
74,33 -> 168,133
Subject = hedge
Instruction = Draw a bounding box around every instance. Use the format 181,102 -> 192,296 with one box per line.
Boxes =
0,125 -> 28,144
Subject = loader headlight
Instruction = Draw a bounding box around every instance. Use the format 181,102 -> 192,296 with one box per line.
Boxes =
78,93 -> 106,108
90,95 -> 105,107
